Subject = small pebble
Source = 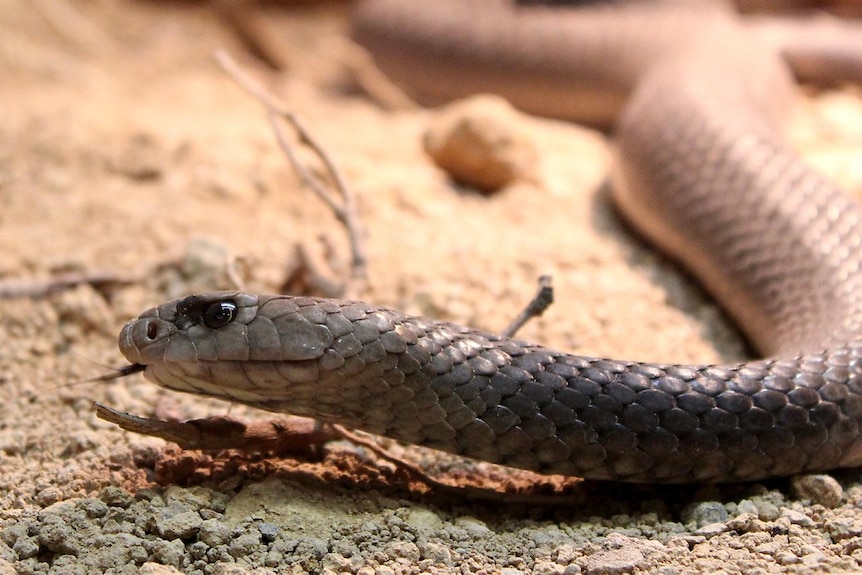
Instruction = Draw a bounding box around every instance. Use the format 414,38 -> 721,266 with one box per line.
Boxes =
791,474 -> 844,508
419,541 -> 452,565
404,507 -> 443,534
78,498 -> 109,518
583,543 -> 644,575
199,518 -> 232,548
781,508 -> 814,527
384,541 -> 420,562
34,487 -> 63,508
423,94 -> 538,193
138,563 -> 184,575
681,501 -> 728,527
258,523 -> 280,542
100,487 -> 135,508
155,510 -> 202,540
694,523 -> 727,538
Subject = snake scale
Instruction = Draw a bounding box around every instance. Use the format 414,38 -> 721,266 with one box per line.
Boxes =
116,1 -> 862,483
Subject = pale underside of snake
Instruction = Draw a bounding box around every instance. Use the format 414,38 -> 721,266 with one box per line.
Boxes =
116,1 -> 862,483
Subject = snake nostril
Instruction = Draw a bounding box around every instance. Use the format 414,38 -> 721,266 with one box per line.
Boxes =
146,321 -> 159,340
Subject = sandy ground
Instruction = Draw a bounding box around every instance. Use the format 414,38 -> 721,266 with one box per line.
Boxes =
1,1 -> 862,574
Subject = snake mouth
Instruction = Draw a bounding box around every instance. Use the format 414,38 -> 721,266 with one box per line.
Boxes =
86,363 -> 147,384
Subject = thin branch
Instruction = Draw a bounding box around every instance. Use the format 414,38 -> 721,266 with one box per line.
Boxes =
213,0 -> 288,71
0,271 -> 135,299
331,35 -> 417,112
213,49 -> 367,293
94,402 -> 338,453
501,275 -> 554,338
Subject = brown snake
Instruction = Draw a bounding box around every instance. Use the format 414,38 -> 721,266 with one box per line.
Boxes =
116,1 -> 862,483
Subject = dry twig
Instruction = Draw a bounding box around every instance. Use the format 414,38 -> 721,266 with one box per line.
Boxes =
330,36 -> 418,112
501,275 -> 554,338
0,271 -> 135,299
95,402 -> 337,453
213,0 -> 288,71
213,49 -> 368,297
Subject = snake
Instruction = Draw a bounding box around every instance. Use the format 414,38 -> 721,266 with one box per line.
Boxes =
115,1 -> 862,483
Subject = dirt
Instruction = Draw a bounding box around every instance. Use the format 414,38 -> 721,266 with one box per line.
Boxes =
1,2 -> 862,574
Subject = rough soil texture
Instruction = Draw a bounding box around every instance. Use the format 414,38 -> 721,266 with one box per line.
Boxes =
2,2 -> 862,574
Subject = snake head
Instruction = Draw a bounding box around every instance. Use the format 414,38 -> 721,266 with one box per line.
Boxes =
116,292 -> 409,415
119,292 -> 337,365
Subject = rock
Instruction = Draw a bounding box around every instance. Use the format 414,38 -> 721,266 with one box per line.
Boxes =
681,501 -> 728,528
790,474 -> 844,508
155,510 -> 202,540
583,535 -> 646,575
423,94 -> 538,193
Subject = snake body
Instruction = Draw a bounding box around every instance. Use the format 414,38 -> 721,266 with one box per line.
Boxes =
117,1 -> 862,482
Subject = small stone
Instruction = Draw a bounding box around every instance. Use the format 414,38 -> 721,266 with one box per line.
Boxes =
138,563 -> 185,575
736,500 -> 758,516
258,523 -> 280,542
776,551 -> 802,565
155,510 -> 202,540
11,537 -> 39,559
149,538 -> 186,568
419,541 -> 451,565
695,523 -> 728,538
321,553 -> 353,572
265,550 -> 284,567
781,508 -> 814,527
189,541 -> 208,561
384,541 -> 420,562
790,474 -> 844,508
582,534 -> 649,575
0,540 -> 15,563
583,545 -> 644,575
423,94 -> 538,193
34,487 -> 63,508
756,501 -> 780,521
681,501 -> 728,528
164,486 -> 222,513
404,507 -> 443,534
454,516 -> 491,538
211,565 -> 250,575
100,487 -> 135,508
229,529 -> 262,557
725,513 -> 765,533
78,498 -> 109,518
533,561 -> 565,575
1,522 -> 29,548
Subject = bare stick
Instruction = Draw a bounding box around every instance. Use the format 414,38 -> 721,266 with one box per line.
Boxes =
0,271 -> 135,299
94,402 -> 338,453
501,275 -> 554,338
213,0 -> 288,71
213,49 -> 367,294
329,36 -> 417,112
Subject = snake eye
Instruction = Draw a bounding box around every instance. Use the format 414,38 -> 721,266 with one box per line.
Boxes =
202,300 -> 237,329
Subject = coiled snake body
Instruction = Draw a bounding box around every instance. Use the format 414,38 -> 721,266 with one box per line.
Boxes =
118,1 -> 862,483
